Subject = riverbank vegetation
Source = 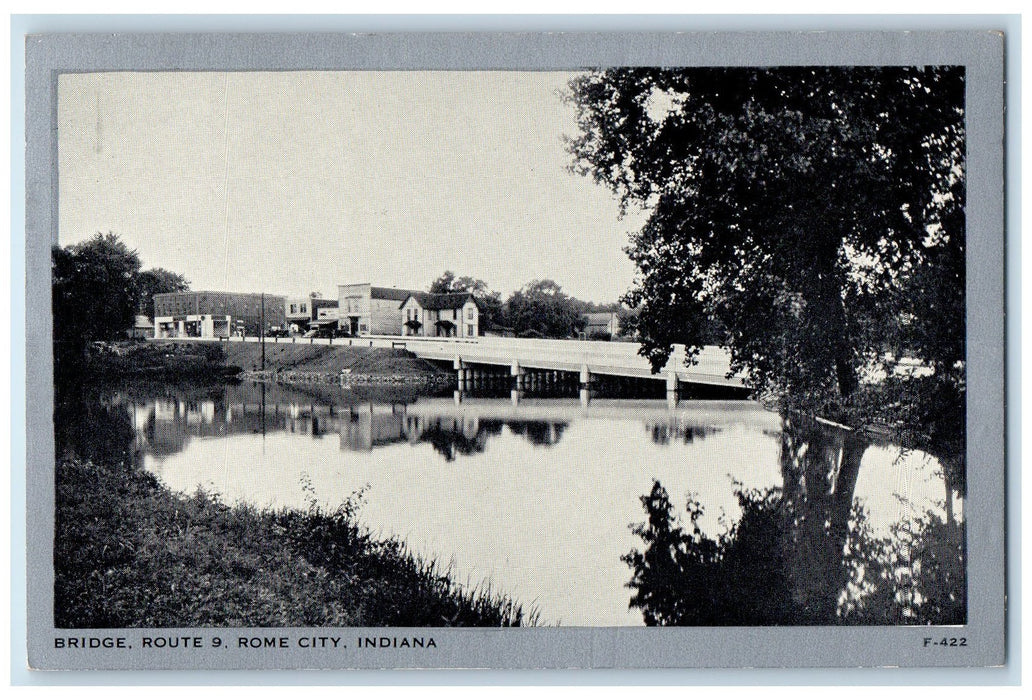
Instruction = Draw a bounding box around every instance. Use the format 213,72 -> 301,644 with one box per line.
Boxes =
569,67 -> 967,625
624,478 -> 964,626
52,233 -> 192,380
79,339 -> 450,385
568,66 -> 965,461
55,456 -> 535,628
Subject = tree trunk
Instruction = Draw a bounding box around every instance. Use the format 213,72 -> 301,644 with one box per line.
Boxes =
835,350 -> 859,398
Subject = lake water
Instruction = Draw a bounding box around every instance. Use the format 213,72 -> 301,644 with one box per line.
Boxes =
57,380 -> 965,626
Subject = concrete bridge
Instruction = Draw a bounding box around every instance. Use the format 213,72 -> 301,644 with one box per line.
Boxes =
392,335 -> 742,389
219,333 -> 747,399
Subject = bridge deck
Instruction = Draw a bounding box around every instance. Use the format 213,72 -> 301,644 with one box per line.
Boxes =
199,334 -> 746,388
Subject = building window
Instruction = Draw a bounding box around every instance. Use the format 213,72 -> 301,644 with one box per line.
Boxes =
467,308 -> 474,321
467,325 -> 474,337
301,304 -> 307,313
290,304 -> 297,314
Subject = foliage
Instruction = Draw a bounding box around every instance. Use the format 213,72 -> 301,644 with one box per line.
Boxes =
52,233 -> 142,374
505,279 -> 584,339
137,267 -> 190,319
624,478 -> 965,626
567,67 -> 965,407
53,233 -> 193,377
55,456 -> 535,628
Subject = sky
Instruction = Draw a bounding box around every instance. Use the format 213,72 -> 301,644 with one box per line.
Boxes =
57,70 -> 648,303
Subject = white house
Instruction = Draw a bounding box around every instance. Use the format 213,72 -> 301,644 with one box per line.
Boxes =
400,292 -> 481,338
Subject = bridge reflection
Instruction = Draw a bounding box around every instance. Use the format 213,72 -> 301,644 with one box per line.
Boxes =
116,382 -> 574,460
60,381 -> 757,466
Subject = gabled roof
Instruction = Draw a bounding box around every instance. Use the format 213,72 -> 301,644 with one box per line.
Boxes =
370,286 -> 422,302
402,292 -> 481,311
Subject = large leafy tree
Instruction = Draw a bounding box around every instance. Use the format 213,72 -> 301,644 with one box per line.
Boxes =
52,233 -> 142,374
505,279 -> 583,339
567,67 -> 965,406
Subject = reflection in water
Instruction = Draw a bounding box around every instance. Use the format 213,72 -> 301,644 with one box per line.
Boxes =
648,420 -> 719,446
93,382 -> 570,459
57,381 -> 965,626
624,416 -> 965,626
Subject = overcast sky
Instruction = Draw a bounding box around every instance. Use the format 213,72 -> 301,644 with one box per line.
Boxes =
58,70 -> 647,303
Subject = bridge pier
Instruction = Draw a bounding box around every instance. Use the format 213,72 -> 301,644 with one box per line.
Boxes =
666,371 -> 680,408
511,361 -> 525,391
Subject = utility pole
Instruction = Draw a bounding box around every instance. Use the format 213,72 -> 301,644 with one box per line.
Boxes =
260,292 -> 266,371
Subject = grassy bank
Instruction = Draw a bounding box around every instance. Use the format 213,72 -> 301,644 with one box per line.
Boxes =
55,457 -> 534,628
222,341 -> 444,378
84,341 -> 234,380
81,340 -> 448,383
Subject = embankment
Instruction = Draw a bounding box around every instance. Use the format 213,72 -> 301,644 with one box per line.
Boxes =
55,456 -> 535,628
82,340 -> 450,385
223,341 -> 450,385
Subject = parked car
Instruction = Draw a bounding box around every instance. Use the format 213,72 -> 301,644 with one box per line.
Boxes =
267,326 -> 291,338
313,324 -> 343,338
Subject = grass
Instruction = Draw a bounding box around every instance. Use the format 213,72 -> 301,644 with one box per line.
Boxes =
80,340 -> 448,381
54,457 -> 536,628
220,341 -> 445,377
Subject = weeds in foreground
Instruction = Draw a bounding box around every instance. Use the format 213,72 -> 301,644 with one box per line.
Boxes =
54,458 -> 535,628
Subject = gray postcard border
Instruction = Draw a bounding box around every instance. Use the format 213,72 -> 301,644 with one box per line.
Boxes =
20,27 -> 1008,675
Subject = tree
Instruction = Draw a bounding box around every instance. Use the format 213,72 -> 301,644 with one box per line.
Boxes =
567,67 -> 965,409
429,271 -> 457,294
136,267 -> 190,319
505,279 -> 583,339
52,232 -> 142,374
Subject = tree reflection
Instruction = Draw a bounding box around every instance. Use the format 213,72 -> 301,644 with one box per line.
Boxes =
417,419 -> 492,462
624,416 -> 964,625
54,389 -> 141,469
647,422 -> 719,446
506,421 -> 567,447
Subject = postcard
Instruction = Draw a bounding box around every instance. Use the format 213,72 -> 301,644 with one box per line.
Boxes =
23,29 -> 1006,670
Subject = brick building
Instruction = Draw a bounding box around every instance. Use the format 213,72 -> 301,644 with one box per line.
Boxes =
154,291 -> 286,338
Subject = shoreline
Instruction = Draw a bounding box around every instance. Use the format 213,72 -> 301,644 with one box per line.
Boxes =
54,456 -> 534,628
241,368 -> 454,387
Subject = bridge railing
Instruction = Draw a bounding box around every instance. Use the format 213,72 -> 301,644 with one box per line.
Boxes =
160,334 -> 739,382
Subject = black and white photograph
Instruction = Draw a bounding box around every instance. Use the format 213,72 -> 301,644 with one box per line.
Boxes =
22,30 -> 1007,671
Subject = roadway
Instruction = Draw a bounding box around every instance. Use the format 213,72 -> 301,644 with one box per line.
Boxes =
215,334 -> 746,389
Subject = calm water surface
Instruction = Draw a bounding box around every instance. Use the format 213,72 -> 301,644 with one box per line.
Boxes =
59,380 -> 964,626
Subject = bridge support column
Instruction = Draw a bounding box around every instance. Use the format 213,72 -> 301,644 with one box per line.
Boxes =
454,356 -> 469,391
666,371 -> 680,408
580,364 -> 591,387
511,361 -> 525,390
